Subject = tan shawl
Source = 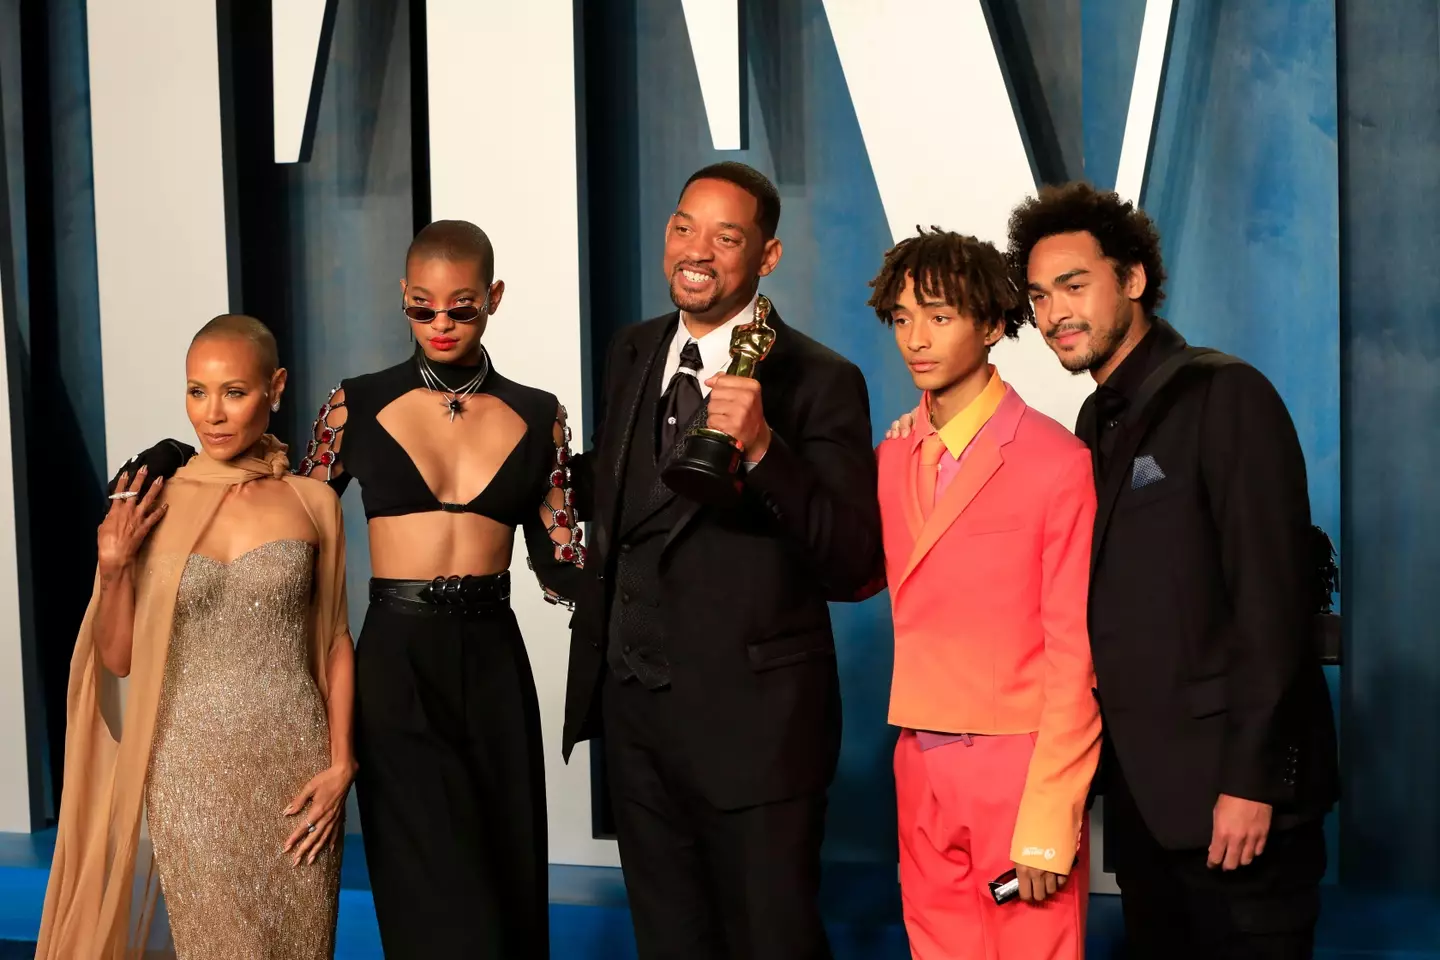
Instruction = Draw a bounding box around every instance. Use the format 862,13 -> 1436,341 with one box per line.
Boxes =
35,436 -> 350,959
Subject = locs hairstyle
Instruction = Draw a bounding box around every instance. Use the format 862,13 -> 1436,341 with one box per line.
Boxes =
867,227 -> 1030,338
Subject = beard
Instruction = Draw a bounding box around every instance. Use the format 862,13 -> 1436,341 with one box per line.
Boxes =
668,265 -> 725,315
669,281 -> 722,314
1050,306 -> 1133,375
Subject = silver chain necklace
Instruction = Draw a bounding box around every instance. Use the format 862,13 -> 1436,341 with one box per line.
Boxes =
417,349 -> 489,422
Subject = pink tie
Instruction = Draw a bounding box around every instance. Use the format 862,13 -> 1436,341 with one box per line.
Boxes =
918,435 -> 946,519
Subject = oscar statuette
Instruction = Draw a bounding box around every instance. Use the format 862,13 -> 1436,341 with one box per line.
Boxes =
661,293 -> 778,504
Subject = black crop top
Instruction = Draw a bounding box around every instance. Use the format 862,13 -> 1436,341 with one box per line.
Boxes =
296,352 -> 585,604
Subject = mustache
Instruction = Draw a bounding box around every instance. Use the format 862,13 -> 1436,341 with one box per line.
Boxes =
1047,322 -> 1089,340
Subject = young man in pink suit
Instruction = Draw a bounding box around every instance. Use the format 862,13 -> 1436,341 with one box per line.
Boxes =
869,229 -> 1102,959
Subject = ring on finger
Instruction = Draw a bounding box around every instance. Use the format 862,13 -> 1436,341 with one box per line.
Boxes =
306,821 -> 316,834
108,491 -> 139,501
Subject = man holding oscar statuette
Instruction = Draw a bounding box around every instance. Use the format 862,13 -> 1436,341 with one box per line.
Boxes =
562,162 -> 882,960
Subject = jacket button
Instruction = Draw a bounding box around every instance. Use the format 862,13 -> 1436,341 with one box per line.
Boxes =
620,591 -> 632,603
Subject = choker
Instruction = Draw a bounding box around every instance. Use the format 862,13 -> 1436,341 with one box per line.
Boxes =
416,348 -> 490,422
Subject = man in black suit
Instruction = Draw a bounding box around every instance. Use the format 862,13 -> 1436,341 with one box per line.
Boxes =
564,161 -> 881,960
1012,182 -> 1339,958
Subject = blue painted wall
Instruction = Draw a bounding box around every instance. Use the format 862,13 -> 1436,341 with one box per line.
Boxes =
1337,0 -> 1440,892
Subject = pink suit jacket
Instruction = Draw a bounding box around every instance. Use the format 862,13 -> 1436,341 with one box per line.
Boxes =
878,384 -> 1102,872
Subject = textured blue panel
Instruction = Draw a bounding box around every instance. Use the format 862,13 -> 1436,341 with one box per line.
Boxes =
984,0 -> 1084,184
1081,0 -> 1147,188
36,0 -> 105,480
259,0 -> 417,640
1337,0 -> 1440,893
3,0 -> 109,828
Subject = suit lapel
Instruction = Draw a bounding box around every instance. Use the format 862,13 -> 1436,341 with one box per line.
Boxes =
604,316 -> 675,535
899,440 -> 1002,588
1075,394 -> 1100,479
898,386 -> 1025,590
625,394 -> 708,534
1089,339 -> 1195,570
1089,424 -> 1144,570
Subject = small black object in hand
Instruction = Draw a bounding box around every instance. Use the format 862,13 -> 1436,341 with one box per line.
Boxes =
989,868 -> 1020,905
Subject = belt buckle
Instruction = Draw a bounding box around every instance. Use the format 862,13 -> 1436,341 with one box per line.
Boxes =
422,573 -> 507,611
427,575 -> 463,606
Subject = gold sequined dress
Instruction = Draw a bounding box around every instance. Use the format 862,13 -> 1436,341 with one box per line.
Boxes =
146,539 -> 340,959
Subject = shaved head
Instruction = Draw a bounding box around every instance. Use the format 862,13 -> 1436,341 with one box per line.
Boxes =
406,220 -> 495,285
190,314 -> 279,376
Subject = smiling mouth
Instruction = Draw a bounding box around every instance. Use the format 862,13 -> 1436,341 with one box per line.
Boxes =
675,266 -> 715,285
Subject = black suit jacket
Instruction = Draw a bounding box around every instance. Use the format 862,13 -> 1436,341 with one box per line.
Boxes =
1079,320 -> 1339,850
562,310 -> 881,811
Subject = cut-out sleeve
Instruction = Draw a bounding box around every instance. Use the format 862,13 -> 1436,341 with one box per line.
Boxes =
296,384 -> 351,495
523,403 -> 586,608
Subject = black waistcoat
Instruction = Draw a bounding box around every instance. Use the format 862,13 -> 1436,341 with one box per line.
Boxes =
606,351 -> 708,687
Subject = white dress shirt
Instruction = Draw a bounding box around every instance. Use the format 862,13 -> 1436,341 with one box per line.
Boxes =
662,292 -> 759,397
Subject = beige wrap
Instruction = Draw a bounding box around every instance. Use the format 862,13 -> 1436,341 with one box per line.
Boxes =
35,436 -> 350,959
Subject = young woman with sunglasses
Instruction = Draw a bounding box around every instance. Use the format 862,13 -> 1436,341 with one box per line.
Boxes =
110,221 -> 583,958
298,220 -> 584,958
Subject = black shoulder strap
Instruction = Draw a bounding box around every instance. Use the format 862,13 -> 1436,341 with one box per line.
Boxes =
1125,346 -> 1244,429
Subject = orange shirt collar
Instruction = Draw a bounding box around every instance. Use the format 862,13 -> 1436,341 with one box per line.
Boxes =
919,366 -> 1005,459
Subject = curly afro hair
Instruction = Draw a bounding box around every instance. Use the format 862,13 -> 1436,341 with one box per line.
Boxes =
1007,182 -> 1167,315
867,227 -> 1030,339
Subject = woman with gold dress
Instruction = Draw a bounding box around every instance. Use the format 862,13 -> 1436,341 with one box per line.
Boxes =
36,315 -> 355,959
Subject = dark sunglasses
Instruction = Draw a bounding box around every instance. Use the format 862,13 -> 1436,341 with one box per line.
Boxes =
402,300 -> 486,324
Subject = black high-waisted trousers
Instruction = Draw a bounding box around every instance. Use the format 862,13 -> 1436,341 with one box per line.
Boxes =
354,575 -> 548,959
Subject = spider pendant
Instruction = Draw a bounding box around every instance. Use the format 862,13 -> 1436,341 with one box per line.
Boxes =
445,396 -> 465,422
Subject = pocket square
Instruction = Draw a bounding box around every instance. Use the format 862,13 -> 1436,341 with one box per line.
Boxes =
1131,454 -> 1166,489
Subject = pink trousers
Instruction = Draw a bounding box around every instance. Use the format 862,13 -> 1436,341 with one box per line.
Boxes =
894,729 -> 1089,959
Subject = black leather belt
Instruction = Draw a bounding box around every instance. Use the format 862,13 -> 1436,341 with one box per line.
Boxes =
369,572 -> 510,613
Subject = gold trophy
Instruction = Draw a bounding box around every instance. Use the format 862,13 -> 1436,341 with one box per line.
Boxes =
662,293 -> 778,504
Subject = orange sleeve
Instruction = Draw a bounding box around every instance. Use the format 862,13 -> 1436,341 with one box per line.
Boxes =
1010,444 -> 1102,874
